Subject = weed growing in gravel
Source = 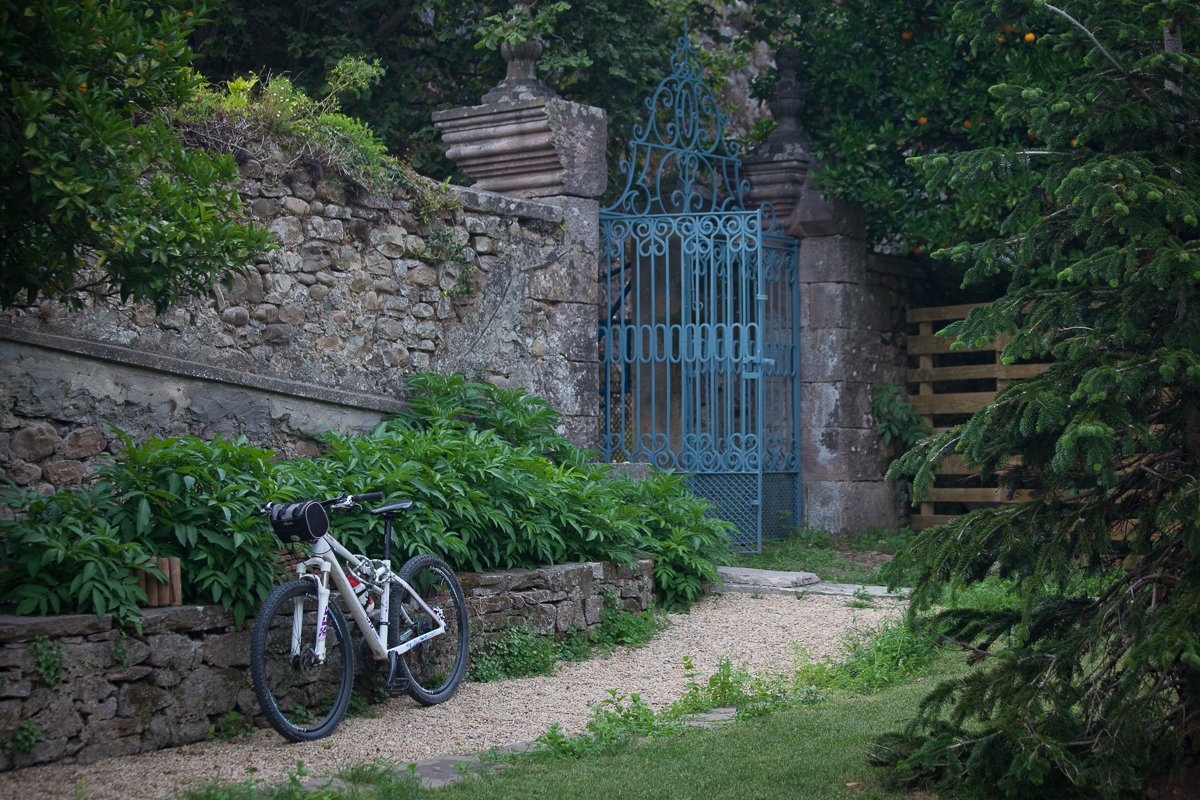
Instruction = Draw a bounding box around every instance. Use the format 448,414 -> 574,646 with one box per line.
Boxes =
182,759 -> 424,800
467,602 -> 668,682
792,618 -> 937,694
845,586 -> 877,609
536,689 -> 686,758
207,711 -> 255,741
670,656 -> 790,719
589,593 -> 667,654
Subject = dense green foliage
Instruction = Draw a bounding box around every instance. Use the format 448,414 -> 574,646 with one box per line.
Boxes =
0,0 -> 273,310
878,2 -> 1200,795
0,375 -> 730,626
740,0 -> 1074,259
191,0 -> 714,178
178,55 -> 415,192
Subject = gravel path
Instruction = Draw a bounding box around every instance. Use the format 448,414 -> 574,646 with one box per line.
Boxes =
0,592 -> 903,800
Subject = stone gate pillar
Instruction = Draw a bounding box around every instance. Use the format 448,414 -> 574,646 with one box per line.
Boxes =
744,48 -> 904,533
431,0 -> 607,445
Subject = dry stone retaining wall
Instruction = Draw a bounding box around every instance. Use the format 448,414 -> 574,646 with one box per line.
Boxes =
0,154 -> 601,494
0,558 -> 652,772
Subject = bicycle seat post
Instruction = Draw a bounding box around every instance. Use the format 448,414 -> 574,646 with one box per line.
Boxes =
382,517 -> 392,565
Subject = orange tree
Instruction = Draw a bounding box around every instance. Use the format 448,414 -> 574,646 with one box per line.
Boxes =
742,0 -> 1074,262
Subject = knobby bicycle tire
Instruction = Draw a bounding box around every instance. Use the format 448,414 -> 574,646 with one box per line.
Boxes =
392,554 -> 470,706
250,579 -> 354,741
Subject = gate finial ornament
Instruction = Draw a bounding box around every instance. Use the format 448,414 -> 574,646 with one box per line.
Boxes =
606,32 -> 751,216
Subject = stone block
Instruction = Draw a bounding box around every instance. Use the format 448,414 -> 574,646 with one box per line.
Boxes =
434,98 -> 607,199
794,235 -> 867,285
538,563 -> 593,599
802,481 -> 902,533
139,606 -> 234,635
77,734 -> 142,764
801,382 -> 874,431
42,459 -> 85,486
61,426 -> 107,459
802,427 -> 889,482
145,633 -> 200,670
11,421 -> 59,461
117,682 -> 171,719
106,665 -> 153,682
203,631 -> 252,668
583,595 -> 604,626
0,615 -> 112,644
785,183 -> 866,239
268,217 -> 304,248
800,328 -> 904,384
527,604 -> 557,636
555,600 -> 585,633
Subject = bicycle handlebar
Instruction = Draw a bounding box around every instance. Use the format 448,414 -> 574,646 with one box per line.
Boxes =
261,491 -> 385,515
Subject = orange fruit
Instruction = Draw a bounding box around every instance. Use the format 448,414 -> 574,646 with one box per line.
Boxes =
996,35 -> 1006,44
1024,32 -> 1036,43
902,30 -> 913,40
963,118 -> 972,128
917,116 -> 928,125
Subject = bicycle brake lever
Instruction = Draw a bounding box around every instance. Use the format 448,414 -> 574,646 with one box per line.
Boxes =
328,495 -> 358,511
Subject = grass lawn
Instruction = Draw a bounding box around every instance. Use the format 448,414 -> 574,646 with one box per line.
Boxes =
428,666 -> 946,800
728,528 -> 913,585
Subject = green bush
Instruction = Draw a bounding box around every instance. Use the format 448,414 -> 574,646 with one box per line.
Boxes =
0,374 -> 731,624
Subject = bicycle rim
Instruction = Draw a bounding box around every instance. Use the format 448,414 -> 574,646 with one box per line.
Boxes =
250,580 -> 353,741
393,555 -> 469,705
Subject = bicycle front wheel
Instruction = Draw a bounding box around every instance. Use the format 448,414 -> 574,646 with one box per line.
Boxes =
392,554 -> 469,705
250,579 -> 354,741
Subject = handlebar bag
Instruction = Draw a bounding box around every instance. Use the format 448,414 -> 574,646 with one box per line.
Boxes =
268,501 -> 329,543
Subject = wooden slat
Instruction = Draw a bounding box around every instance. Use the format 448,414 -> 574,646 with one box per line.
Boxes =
907,302 -> 988,324
910,391 -> 997,415
907,362 -> 1050,383
910,513 -> 959,530
906,334 -> 985,356
929,487 -> 1034,503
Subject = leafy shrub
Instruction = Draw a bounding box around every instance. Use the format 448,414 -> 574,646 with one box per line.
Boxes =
0,374 -> 733,624
0,432 -> 280,627
466,627 -> 566,683
616,472 -> 732,610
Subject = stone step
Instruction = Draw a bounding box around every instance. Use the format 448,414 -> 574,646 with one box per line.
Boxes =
710,566 -> 909,600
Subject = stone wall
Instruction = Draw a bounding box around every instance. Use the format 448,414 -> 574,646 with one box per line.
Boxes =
0,558 -> 653,771
0,155 -> 601,494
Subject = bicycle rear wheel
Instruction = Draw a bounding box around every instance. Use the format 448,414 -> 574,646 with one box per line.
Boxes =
392,554 -> 469,705
250,579 -> 354,741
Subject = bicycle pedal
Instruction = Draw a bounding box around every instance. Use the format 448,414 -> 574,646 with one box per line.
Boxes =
385,652 -> 409,695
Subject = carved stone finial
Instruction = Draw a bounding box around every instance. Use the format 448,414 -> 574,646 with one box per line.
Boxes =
759,45 -> 809,158
743,45 -> 812,219
483,0 -> 558,103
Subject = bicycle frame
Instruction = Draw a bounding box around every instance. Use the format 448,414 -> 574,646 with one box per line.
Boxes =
291,532 -> 446,664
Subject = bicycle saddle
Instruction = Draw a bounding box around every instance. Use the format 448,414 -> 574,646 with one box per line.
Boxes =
368,500 -> 413,517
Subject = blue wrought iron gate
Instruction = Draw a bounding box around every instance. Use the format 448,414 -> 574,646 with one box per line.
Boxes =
599,35 -> 801,553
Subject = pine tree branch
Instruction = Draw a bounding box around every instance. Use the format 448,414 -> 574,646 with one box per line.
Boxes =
1041,4 -> 1125,75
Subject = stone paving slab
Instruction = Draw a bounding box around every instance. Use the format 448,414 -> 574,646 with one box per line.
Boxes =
717,566 -> 821,588
710,566 -> 909,599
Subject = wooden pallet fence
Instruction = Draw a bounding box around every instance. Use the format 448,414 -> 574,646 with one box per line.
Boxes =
907,303 -> 1049,530
136,557 -> 183,607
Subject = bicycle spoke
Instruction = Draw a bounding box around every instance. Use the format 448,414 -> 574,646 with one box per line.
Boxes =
393,555 -> 469,705
251,580 -> 353,741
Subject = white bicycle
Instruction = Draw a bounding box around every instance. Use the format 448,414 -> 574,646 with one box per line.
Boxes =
250,492 -> 469,741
